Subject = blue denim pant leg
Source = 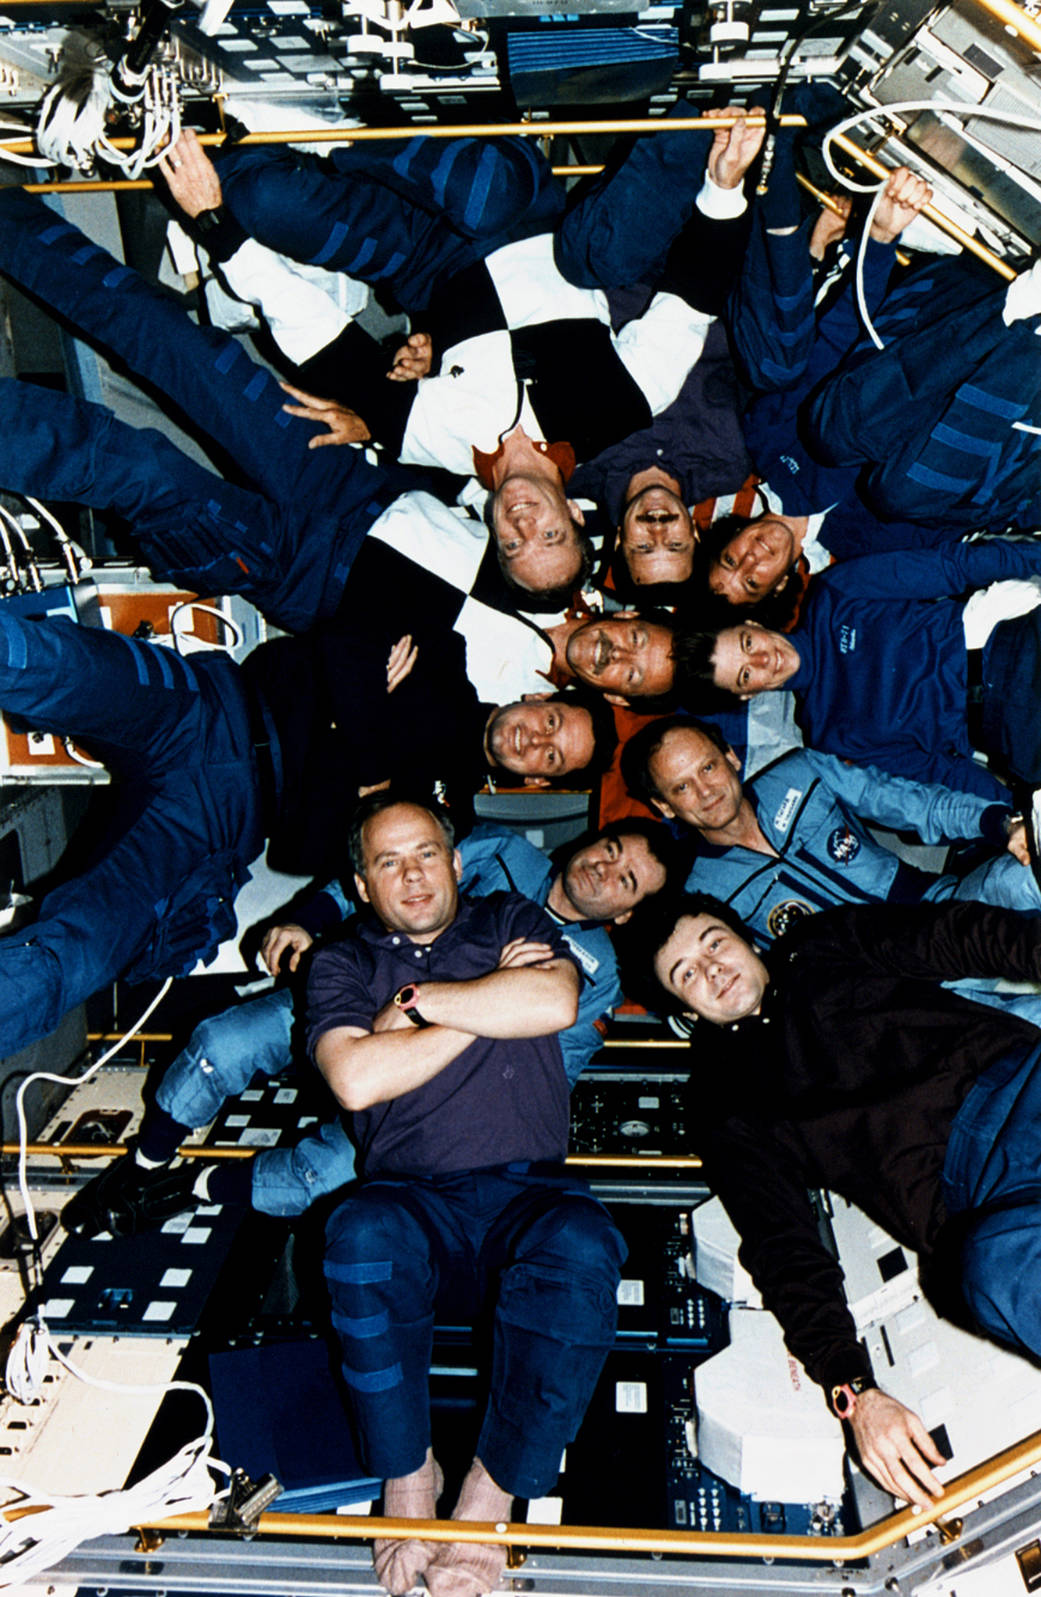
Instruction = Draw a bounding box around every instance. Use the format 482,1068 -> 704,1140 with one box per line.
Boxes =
0,379 -> 327,632
554,102 -> 715,289
252,1118 -> 357,1217
216,147 -> 473,313
474,1169 -> 626,1499
324,1179 -> 475,1480
942,1040 -> 1041,1355
0,619 -> 262,1052
157,987 -> 296,1127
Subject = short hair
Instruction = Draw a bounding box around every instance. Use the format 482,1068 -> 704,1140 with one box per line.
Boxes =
552,816 -> 678,892
346,790 -> 455,877
489,507 -> 595,613
484,687 -> 620,788
614,889 -> 754,1014
669,624 -> 743,713
689,513 -> 801,630
621,714 -> 732,807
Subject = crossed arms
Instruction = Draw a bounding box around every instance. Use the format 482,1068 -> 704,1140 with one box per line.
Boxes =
314,936 -> 579,1112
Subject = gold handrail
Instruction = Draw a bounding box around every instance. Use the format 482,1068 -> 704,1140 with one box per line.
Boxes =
138,1421 -> 1041,1561
967,0 -> 1041,51
3,115 -> 1017,279
5,1140 -> 703,1167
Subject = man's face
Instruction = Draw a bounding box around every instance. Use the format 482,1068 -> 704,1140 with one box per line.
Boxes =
654,912 -> 769,1024
566,613 -> 675,700
484,698 -> 595,783
648,726 -> 744,832
618,486 -> 696,586
708,517 -> 795,606
711,623 -> 800,698
355,803 -> 461,944
560,832 -> 667,924
491,477 -> 585,594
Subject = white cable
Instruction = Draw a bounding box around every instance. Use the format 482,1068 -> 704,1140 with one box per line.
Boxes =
0,122 -> 56,170
0,1318 -> 228,1587
37,57 -> 181,177
169,599 -> 243,655
14,977 -> 172,1246
817,99 -> 1041,349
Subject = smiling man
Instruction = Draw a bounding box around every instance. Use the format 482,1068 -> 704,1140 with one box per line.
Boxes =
306,795 -> 625,1597
675,540 -> 1041,800
616,469 -> 697,587
482,688 -> 617,788
621,718 -> 1041,984
557,610 -> 681,703
625,890 -> 1041,1512
63,816 -> 672,1239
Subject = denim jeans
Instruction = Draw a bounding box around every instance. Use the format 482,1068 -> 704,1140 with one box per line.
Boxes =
156,986 -> 358,1216
324,1164 -> 626,1496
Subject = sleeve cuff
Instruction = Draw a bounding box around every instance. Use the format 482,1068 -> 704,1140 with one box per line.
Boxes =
818,1344 -> 875,1398
696,174 -> 749,222
187,205 -> 249,264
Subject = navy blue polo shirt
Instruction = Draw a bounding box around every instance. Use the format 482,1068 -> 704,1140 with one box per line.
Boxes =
306,891 -> 574,1179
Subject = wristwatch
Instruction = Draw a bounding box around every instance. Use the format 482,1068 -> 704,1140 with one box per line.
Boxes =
393,983 -> 430,1028
830,1374 -> 877,1420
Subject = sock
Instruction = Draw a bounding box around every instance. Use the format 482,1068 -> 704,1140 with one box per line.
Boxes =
372,1450 -> 443,1596
202,1160 -> 253,1206
136,1105 -> 191,1166
423,1459 -> 513,1597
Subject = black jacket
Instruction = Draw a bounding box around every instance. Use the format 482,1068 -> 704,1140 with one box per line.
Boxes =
690,900 -> 1041,1397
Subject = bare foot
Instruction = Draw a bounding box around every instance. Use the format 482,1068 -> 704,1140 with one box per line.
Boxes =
372,1449 -> 444,1595
423,1458 -> 512,1597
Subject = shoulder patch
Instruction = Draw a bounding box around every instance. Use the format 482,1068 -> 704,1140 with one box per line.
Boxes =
766,900 -> 814,939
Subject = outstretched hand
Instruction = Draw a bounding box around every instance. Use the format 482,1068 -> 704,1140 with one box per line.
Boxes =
279,381 -> 372,446
870,166 -> 933,245
848,1388 -> 946,1508
707,108 -> 766,190
158,129 -> 223,218
386,634 -> 419,694
260,922 -> 314,976
1007,817 -> 1030,866
388,331 -> 433,382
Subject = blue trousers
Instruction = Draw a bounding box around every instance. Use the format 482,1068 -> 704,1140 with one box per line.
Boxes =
0,611 -> 263,1056
0,187 -> 404,633
217,136 -> 564,313
807,265 -> 1041,533
553,98 -> 717,290
943,1040 -> 1041,1355
155,986 -> 357,1216
324,1165 -> 625,1497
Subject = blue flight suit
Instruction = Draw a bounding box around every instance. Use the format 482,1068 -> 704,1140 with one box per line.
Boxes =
782,541 -> 1041,799
155,826 -> 622,1215
0,184 -> 410,634
685,745 -> 1041,1020
0,609 -> 263,1056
